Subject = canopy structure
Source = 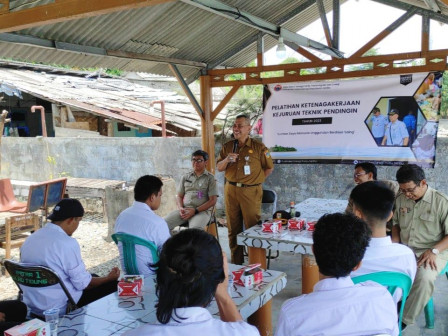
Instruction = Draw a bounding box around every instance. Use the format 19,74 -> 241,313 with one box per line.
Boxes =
0,0 -> 448,171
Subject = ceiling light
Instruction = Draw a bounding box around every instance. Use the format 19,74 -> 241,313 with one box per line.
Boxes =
276,37 -> 287,59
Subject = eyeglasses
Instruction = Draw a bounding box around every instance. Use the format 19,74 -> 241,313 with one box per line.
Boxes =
354,172 -> 367,178
399,184 -> 419,194
191,158 -> 204,163
233,124 -> 249,129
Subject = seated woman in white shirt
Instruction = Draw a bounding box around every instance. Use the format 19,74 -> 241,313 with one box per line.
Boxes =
123,229 -> 259,336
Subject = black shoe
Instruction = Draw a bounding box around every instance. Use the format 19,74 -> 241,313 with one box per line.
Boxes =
401,322 -> 407,331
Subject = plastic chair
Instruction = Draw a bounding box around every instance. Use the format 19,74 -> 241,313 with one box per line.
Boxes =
111,232 -> 159,275
352,271 -> 412,336
3,259 -> 78,316
0,178 -> 27,212
424,261 -> 448,329
205,206 -> 219,242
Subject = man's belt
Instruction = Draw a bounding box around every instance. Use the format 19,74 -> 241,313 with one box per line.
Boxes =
227,181 -> 261,188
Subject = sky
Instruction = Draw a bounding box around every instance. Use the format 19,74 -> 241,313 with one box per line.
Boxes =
265,0 -> 448,64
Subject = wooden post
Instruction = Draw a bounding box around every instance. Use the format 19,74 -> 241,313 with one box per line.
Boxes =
301,254 -> 319,294
0,110 -> 11,175
199,74 -> 216,174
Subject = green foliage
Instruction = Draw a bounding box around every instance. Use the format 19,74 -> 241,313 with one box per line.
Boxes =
440,71 -> 448,119
270,145 -> 297,152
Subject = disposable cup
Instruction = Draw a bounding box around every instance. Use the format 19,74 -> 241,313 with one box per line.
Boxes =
43,308 -> 59,336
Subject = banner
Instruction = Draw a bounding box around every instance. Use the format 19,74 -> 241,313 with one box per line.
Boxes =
263,72 -> 442,168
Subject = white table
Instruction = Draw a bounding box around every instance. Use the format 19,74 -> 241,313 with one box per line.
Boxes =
57,265 -> 286,336
237,198 -> 347,293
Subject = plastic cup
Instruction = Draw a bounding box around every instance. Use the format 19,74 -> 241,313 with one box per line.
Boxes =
43,308 -> 59,336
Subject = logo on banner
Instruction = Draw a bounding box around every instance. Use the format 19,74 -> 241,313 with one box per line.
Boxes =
400,74 -> 413,86
274,84 -> 282,91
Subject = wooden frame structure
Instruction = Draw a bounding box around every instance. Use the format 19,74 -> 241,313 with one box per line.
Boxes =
196,4 -> 448,173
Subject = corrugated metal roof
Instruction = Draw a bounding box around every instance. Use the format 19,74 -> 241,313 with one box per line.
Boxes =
0,64 -> 207,133
1,0 -> 447,80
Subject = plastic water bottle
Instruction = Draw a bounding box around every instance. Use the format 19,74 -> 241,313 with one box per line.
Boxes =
228,274 -> 234,296
290,201 -> 295,218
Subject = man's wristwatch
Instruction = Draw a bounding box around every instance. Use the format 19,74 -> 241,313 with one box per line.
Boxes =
431,248 -> 440,255
194,208 -> 199,215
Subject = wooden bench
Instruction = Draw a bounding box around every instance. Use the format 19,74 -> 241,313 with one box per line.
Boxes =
0,212 -> 41,260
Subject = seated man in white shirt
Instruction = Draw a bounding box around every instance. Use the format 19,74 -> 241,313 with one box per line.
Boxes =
21,199 -> 120,317
275,213 -> 399,336
350,181 -> 417,303
115,175 -> 171,276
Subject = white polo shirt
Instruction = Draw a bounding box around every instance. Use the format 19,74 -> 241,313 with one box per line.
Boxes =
351,236 -> 416,302
275,277 -> 398,336
122,307 -> 260,336
115,201 -> 170,276
20,223 -> 92,316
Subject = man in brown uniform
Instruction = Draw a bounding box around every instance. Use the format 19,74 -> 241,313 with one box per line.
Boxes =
217,114 -> 274,264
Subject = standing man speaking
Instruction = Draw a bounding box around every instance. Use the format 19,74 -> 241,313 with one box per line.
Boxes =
217,114 -> 274,264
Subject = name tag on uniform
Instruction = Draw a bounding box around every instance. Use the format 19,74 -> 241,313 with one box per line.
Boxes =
244,164 -> 251,175
197,191 -> 203,199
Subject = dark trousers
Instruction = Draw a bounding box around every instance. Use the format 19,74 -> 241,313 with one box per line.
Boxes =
0,300 -> 27,333
77,276 -> 118,308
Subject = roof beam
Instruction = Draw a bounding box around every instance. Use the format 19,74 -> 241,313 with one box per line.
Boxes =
181,0 -> 344,58
168,63 -> 204,118
0,33 -> 206,68
351,7 -> 417,58
316,0 -> 334,48
371,0 -> 448,24
0,0 -> 174,33
332,0 -> 340,49
207,0 -> 317,69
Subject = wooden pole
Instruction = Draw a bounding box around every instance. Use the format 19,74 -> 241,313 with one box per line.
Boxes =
0,110 -> 11,176
199,74 -> 216,174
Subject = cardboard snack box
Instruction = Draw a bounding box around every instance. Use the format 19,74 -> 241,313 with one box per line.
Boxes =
288,218 -> 306,231
118,275 -> 144,297
4,319 -> 49,336
262,220 -> 283,233
231,264 -> 263,287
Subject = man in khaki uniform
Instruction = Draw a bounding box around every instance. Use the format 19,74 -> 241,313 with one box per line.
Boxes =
164,150 -> 218,230
217,114 -> 274,264
392,164 -> 448,327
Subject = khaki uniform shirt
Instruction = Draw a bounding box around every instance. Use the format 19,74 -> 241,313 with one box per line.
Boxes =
217,137 -> 274,185
178,170 -> 218,209
393,186 -> 448,253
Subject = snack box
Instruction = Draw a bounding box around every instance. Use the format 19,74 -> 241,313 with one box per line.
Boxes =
287,218 -> 306,231
231,264 -> 263,287
307,220 -> 317,231
118,275 -> 144,297
5,319 -> 49,336
262,220 -> 283,233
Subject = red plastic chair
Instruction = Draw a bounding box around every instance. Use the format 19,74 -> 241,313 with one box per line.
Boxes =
0,178 -> 27,212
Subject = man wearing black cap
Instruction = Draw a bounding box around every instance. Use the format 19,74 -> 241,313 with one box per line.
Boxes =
381,108 -> 409,146
21,198 -> 120,317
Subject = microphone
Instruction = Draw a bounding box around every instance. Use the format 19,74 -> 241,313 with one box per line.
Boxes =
232,139 -> 238,153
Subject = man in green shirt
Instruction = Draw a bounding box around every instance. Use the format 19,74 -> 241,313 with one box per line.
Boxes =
392,164 -> 448,327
